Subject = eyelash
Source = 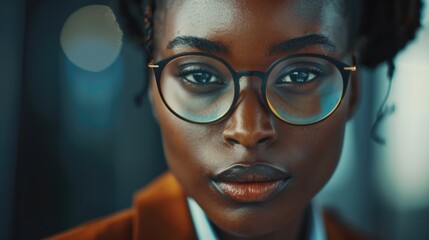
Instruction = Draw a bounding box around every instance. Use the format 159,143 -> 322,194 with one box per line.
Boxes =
177,66 -> 225,86
277,66 -> 324,83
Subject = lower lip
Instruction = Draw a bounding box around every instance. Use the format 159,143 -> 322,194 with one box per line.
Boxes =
213,180 -> 289,203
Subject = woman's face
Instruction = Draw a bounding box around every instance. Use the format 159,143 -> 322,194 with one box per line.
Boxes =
150,0 -> 358,238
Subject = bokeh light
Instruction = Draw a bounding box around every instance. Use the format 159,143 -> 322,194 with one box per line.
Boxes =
60,5 -> 123,72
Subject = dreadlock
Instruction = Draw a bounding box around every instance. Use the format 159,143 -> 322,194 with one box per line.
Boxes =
118,0 -> 424,143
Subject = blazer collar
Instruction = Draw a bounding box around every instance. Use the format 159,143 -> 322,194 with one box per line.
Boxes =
133,173 -> 197,240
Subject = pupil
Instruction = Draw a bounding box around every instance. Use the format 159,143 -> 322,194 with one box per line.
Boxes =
194,72 -> 211,83
291,71 -> 309,83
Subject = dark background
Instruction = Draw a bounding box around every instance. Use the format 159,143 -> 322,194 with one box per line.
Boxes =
1,0 -> 166,239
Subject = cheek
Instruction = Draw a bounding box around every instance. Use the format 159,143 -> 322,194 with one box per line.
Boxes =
149,77 -> 215,193
289,83 -> 352,198
292,120 -> 345,197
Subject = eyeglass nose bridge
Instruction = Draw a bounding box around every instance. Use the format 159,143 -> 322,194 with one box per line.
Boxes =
233,70 -> 268,93
230,70 -> 272,116
232,70 -> 269,102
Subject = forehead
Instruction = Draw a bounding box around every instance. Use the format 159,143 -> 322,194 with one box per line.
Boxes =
168,0 -> 336,27
155,0 -> 349,61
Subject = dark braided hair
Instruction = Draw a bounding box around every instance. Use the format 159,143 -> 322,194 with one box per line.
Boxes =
360,0 -> 423,68
118,0 -> 424,143
118,0 -> 155,57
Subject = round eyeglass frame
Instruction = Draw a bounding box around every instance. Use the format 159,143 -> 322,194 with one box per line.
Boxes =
148,52 -> 357,125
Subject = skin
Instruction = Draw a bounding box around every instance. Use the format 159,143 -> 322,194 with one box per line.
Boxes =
149,0 -> 360,239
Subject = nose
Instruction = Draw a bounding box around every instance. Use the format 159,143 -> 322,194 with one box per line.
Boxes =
222,79 -> 277,149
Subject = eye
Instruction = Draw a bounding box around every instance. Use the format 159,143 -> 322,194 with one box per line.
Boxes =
279,69 -> 318,83
172,62 -> 232,95
179,66 -> 223,85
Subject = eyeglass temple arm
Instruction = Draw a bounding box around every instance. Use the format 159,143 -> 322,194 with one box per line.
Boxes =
148,64 -> 159,68
344,66 -> 357,71
343,55 -> 357,72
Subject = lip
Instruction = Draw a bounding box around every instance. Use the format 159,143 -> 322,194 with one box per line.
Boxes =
212,163 -> 290,203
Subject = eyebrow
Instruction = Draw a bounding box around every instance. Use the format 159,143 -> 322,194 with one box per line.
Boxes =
269,34 -> 336,55
166,34 -> 336,56
167,36 -> 229,55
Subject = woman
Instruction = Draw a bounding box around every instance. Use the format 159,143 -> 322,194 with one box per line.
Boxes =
49,0 -> 422,239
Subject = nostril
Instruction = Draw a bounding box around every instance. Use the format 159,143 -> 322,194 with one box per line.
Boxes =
223,131 -> 276,148
226,138 -> 240,146
257,137 -> 272,145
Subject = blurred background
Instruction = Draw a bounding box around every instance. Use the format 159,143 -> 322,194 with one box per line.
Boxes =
0,0 -> 428,239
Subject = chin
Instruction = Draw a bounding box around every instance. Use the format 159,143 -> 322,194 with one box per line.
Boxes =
216,218 -> 289,239
209,202 -> 300,239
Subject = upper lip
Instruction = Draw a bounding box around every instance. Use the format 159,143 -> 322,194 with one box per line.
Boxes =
212,163 -> 290,183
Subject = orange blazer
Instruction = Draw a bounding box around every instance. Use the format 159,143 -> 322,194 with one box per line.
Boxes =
48,173 -> 369,240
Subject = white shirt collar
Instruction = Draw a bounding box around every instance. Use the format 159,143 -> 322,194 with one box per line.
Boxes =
187,198 -> 326,240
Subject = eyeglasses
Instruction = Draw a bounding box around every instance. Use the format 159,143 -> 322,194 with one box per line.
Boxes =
148,52 -> 356,125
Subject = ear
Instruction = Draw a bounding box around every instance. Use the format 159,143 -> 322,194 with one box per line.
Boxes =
346,69 -> 360,120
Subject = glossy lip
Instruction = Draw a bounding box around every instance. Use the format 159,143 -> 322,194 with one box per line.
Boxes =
212,163 -> 291,203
